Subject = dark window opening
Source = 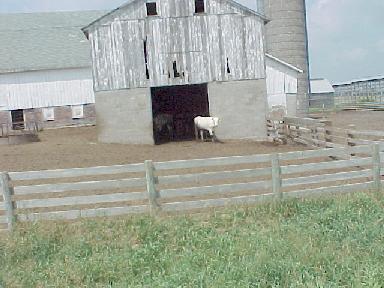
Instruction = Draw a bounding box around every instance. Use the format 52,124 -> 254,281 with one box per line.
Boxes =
226,57 -> 231,74
195,0 -> 205,13
143,39 -> 150,79
173,61 -> 180,78
146,2 -> 158,16
11,110 -> 24,130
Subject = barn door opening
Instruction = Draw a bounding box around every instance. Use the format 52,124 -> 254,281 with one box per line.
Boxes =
11,109 -> 24,130
151,84 -> 209,144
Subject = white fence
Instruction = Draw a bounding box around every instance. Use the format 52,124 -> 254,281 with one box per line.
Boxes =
1,144 -> 383,232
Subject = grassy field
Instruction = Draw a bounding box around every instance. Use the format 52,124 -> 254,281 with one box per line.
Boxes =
1,192 -> 383,287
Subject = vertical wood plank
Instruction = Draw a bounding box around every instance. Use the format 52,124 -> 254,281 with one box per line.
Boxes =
145,160 -> 160,214
0,173 -> 14,231
271,154 -> 282,200
371,143 -> 381,192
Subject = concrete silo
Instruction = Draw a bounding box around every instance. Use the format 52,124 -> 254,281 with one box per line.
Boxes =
263,0 -> 311,115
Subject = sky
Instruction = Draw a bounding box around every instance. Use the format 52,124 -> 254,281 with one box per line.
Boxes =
0,0 -> 383,84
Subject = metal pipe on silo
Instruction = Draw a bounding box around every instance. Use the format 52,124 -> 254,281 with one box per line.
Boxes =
263,0 -> 311,116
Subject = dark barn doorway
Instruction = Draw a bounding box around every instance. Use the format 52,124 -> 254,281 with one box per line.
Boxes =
11,110 -> 25,130
151,84 -> 210,144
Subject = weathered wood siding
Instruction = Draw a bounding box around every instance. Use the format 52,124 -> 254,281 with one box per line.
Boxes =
89,0 -> 258,25
87,0 -> 265,92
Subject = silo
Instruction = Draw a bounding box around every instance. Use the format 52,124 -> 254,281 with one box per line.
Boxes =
263,0 -> 311,116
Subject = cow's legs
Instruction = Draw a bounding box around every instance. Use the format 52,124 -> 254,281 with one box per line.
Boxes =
168,125 -> 173,141
200,130 -> 204,142
195,125 -> 199,141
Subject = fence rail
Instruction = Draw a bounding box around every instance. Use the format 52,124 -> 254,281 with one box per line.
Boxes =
0,143 -> 382,232
0,121 -> 41,138
283,116 -> 384,150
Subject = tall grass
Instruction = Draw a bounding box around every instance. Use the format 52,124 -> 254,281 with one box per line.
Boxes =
0,192 -> 383,287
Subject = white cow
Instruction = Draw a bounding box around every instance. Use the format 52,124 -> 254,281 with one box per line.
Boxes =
194,116 -> 220,142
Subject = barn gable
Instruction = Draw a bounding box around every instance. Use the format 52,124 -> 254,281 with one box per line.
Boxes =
84,0 -> 267,92
83,0 -> 266,32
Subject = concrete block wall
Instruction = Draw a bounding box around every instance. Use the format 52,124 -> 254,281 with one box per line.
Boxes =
0,111 -> 11,124
43,104 -> 96,128
94,80 -> 268,145
208,79 -> 268,141
95,89 -> 154,145
2,104 -> 96,129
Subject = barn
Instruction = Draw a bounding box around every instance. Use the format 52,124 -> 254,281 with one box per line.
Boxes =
83,0 -> 270,145
266,54 -> 303,116
309,78 -> 335,109
0,11 -> 104,129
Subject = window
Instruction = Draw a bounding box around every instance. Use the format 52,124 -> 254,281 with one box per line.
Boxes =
71,105 -> 84,119
195,0 -> 205,13
11,109 -> 24,130
146,2 -> 157,16
43,107 -> 55,121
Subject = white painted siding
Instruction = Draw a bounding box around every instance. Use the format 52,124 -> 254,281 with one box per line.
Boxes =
0,68 -> 95,110
0,89 -> 7,111
266,56 -> 299,111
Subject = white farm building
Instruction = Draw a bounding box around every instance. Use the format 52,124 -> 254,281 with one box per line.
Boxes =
82,0 -> 309,145
0,11 -> 104,129
0,0 -> 309,141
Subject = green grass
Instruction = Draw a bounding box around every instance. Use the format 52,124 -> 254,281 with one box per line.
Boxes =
1,192 -> 383,287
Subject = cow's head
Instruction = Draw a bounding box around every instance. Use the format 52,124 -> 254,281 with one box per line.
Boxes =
212,117 -> 220,127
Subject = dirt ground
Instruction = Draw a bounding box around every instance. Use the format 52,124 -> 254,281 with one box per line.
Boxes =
323,110 -> 384,130
2,110 -> 383,173
0,126 -> 308,172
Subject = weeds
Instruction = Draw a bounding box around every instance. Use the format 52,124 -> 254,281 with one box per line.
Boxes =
0,192 -> 383,287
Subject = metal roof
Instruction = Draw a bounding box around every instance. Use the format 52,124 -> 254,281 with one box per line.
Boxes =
266,53 -> 303,73
0,10 -> 106,74
333,75 -> 384,86
310,78 -> 335,94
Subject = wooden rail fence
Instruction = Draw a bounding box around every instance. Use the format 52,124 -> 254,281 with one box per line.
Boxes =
1,144 -> 383,232
284,117 -> 384,150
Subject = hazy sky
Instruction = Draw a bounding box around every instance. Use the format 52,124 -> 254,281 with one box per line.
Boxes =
1,0 -> 383,84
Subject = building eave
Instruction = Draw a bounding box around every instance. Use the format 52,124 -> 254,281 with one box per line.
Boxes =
266,53 -> 303,73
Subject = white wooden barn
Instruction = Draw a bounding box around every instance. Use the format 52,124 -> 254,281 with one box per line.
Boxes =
266,54 -> 303,116
83,0 -> 302,145
0,2 -> 304,140
0,11 -> 104,128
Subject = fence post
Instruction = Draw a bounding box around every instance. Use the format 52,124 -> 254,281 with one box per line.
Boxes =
0,173 -> 14,231
371,144 -> 381,192
347,125 -> 357,157
271,154 -> 282,200
144,160 -> 160,215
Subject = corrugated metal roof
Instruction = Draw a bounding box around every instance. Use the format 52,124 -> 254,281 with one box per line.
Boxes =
333,75 -> 384,86
0,10 -> 106,74
310,78 -> 335,94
